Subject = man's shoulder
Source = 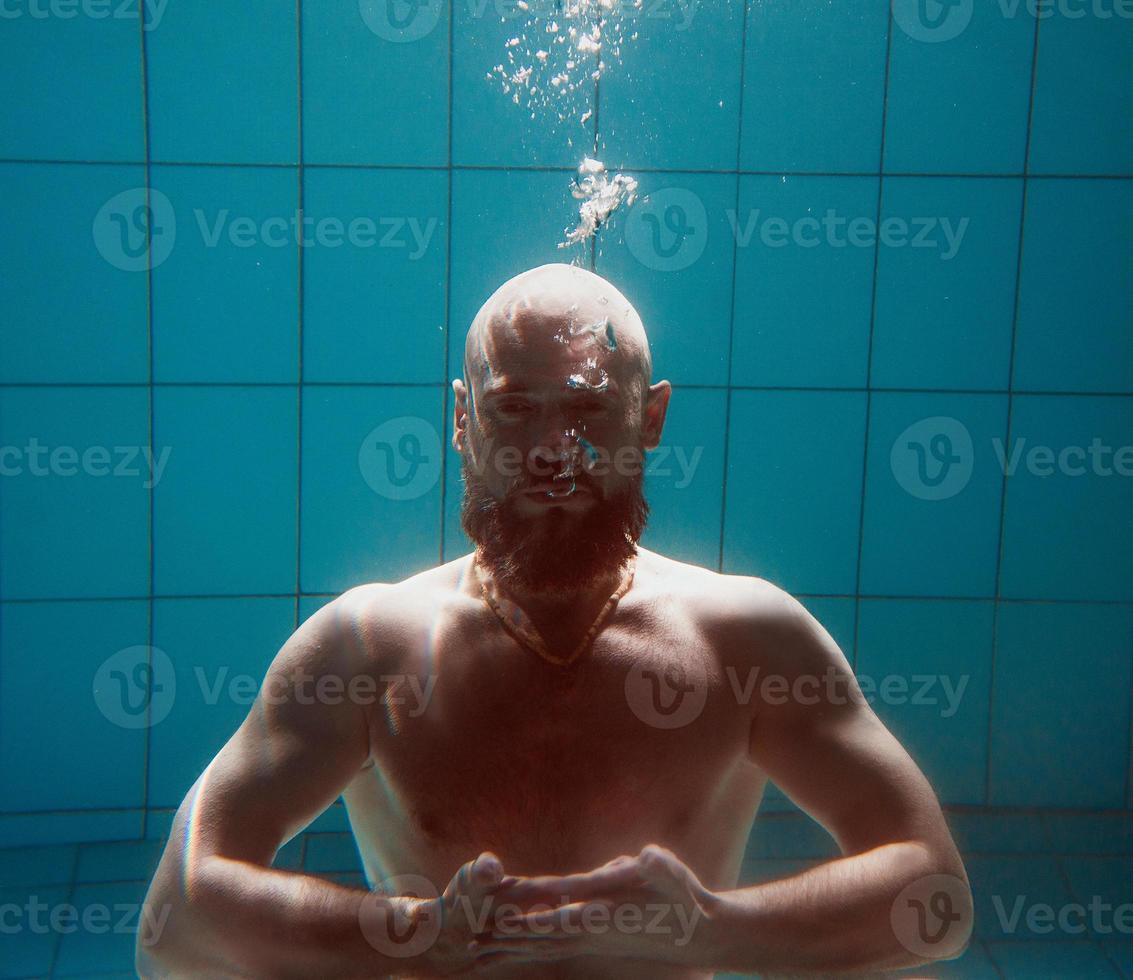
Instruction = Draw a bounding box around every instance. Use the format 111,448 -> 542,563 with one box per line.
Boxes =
637,548 -> 797,624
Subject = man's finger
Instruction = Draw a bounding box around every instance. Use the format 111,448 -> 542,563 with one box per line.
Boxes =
498,860 -> 641,908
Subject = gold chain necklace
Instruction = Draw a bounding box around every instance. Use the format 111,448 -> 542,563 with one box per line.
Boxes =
474,554 -> 637,668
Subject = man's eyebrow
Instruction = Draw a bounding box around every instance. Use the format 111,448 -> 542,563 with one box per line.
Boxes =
482,381 -> 530,397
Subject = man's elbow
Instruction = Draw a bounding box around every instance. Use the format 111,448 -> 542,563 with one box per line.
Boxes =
891,849 -> 975,966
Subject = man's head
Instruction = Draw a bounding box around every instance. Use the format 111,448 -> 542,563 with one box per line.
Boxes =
452,263 -> 671,595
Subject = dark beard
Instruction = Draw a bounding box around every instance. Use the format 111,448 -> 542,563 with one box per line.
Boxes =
460,454 -> 648,595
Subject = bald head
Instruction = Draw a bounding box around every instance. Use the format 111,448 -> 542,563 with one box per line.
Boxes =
463,264 -> 652,395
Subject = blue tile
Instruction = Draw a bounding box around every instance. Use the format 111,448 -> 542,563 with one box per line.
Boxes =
597,0 -> 744,171
1043,813 -> 1133,856
723,390 -> 867,595
0,164 -> 148,383
0,845 -> 77,889
798,597 -> 857,662
966,854 -> 1075,941
860,393 -> 1008,597
76,841 -> 164,885
0,602 -> 148,812
150,165 -> 299,383
0,884 -> 69,979
1104,940 -> 1133,979
299,594 -> 336,625
53,880 -> 150,977
987,940 -> 1122,977
990,603 -> 1133,808
740,0 -> 888,172
148,597 -> 295,808
597,173 -> 738,386
872,178 -> 1023,390
730,175 -> 878,388
301,386 -> 444,593
947,811 -> 1052,856
744,813 -> 840,860
639,388 -> 727,570
304,803 -> 352,834
144,810 -> 175,842
0,811 -> 143,850
999,396 -> 1133,601
0,13 -> 141,160
1029,11 -> 1133,175
303,168 -> 448,383
145,0 -> 298,164
0,387 -> 150,600
302,0 -> 448,166
1060,856 -> 1133,912
268,835 -> 304,871
153,387 -> 298,595
857,599 -> 993,805
1013,179 -> 1133,393
452,1 -> 595,167
885,4 -> 1034,173
303,833 -> 363,873
446,169 -> 596,380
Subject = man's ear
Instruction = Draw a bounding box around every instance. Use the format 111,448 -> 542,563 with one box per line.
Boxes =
642,380 -> 672,451
452,378 -> 469,452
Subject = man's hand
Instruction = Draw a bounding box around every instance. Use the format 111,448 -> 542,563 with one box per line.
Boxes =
468,845 -> 719,970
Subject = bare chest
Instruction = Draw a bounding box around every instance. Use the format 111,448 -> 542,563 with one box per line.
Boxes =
356,606 -> 759,878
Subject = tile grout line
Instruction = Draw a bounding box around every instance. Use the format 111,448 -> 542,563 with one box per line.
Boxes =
715,0 -> 751,575
985,8 -> 1043,808
2,156 -> 1132,180
45,841 -> 83,979
139,0 -> 156,845
295,0 -> 306,628
850,7 -> 895,673
4,380 -> 1133,397
439,0 -> 455,564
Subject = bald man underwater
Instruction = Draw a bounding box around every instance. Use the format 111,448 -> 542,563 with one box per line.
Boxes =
138,264 -> 973,979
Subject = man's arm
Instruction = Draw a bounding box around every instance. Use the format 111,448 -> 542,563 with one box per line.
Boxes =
136,585 -> 418,979
699,582 -> 974,977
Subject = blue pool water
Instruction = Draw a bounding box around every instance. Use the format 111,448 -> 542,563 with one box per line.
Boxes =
1,0 -> 1131,976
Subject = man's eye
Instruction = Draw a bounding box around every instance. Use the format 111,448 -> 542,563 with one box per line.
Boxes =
495,401 -> 532,416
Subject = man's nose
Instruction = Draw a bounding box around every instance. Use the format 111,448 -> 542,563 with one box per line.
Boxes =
529,424 -> 583,472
